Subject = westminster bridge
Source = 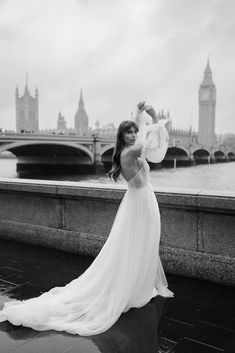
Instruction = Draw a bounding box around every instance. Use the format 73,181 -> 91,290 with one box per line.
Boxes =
0,132 -> 234,176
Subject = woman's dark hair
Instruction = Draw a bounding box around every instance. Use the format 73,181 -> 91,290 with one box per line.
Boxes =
109,120 -> 139,182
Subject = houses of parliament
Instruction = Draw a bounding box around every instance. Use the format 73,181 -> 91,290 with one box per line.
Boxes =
15,84 -> 89,136
13,60 -> 234,149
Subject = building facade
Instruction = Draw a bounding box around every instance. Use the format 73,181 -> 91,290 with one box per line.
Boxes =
198,59 -> 216,147
56,112 -> 67,133
157,111 -> 198,147
93,121 -> 118,136
74,90 -> 89,135
15,83 -> 39,133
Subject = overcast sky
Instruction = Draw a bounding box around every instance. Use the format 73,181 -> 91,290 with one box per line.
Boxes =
0,0 -> 234,134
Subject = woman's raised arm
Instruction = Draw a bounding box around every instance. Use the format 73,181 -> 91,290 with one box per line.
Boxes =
144,105 -> 159,124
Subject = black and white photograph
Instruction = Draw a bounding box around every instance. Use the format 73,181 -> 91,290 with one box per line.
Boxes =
0,0 -> 234,352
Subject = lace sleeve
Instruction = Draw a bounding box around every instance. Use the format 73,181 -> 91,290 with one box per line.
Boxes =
140,139 -> 152,160
134,109 -> 169,162
144,120 -> 169,163
136,119 -> 169,164
135,110 -> 148,144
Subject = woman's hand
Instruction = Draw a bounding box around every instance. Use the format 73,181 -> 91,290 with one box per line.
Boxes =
144,105 -> 158,123
144,105 -> 155,116
137,101 -> 146,111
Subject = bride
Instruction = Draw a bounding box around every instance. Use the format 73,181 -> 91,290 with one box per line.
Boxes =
0,102 -> 173,336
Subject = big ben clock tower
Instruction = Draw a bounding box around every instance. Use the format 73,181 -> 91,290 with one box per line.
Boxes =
198,59 -> 216,147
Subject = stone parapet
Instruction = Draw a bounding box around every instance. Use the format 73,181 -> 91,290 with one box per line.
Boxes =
0,178 -> 234,285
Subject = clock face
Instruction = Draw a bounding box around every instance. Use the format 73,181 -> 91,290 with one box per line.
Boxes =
200,90 -> 210,100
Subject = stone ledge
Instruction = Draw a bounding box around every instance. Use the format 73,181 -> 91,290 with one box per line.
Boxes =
160,246 -> 235,286
0,219 -> 233,286
0,178 -> 235,211
0,179 -> 234,285
0,219 -> 105,257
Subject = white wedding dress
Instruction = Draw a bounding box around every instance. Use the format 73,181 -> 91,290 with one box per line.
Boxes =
0,118 -> 173,336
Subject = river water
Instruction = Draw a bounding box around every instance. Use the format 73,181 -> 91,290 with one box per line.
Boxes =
0,158 -> 234,192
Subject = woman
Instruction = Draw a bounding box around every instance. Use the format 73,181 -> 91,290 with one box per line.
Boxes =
0,102 -> 173,336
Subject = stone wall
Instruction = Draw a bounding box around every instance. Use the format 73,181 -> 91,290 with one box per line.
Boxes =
0,178 -> 234,286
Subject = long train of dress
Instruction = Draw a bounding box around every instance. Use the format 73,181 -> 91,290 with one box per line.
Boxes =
0,121 -> 173,336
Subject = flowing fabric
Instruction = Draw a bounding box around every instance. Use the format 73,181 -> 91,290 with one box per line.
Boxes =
135,109 -> 170,163
0,120 -> 173,336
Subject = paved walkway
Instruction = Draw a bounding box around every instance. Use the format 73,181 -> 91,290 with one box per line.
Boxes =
0,239 -> 234,353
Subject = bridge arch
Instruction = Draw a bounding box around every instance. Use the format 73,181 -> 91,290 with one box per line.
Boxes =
191,147 -> 211,155
100,144 -> 115,156
228,151 -> 235,161
162,146 -> 190,167
193,148 -> 210,164
168,146 -> 189,156
214,150 -> 227,162
100,145 -> 115,171
0,141 -> 94,163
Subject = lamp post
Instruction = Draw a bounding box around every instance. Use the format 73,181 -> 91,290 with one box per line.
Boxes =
92,133 -> 104,174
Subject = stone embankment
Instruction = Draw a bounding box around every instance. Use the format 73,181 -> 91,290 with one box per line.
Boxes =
0,179 -> 234,285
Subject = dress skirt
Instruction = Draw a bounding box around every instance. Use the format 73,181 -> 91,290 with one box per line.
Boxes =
0,183 -> 173,335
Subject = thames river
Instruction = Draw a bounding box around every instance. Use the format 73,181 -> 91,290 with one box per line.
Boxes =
0,158 -> 234,192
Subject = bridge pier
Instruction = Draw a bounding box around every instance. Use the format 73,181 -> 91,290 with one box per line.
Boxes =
210,150 -> 216,164
93,135 -> 105,174
189,154 -> 196,166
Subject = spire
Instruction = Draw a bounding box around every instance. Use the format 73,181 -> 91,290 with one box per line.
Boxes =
58,111 -> 63,122
74,89 -> 89,134
205,56 -> 212,75
24,71 -> 29,94
201,57 -> 215,87
79,89 -> 84,110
